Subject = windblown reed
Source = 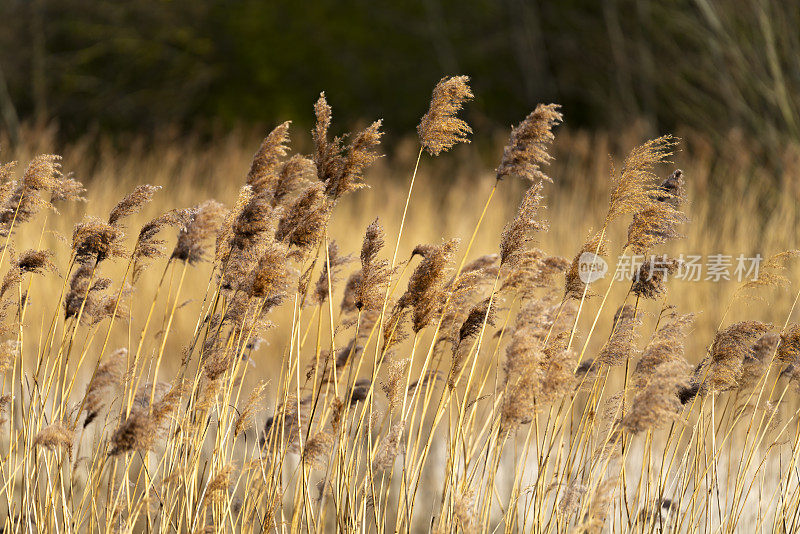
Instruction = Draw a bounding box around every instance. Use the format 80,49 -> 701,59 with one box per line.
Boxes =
0,77 -> 799,533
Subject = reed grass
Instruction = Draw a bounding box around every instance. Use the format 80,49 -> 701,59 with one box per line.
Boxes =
0,81 -> 800,532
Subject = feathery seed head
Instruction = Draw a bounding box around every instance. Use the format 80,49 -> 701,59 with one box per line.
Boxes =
51,172 -> 86,204
417,76 -> 474,156
202,465 -> 235,507
0,340 -> 21,373
247,121 -> 291,195
633,311 -> 693,388
248,240 -> 291,301
740,331 -> 779,390
108,184 -> 161,226
501,252 -> 569,297
231,193 -> 274,251
564,232 -> 607,300
84,350 -> 125,427
109,409 -> 156,455
399,238 -> 459,332
500,182 -> 548,266
605,136 -> 677,226
23,154 -> 61,191
777,324 -> 800,366
15,249 -> 55,275
373,423 -> 404,471
302,431 -> 334,469
458,297 -> 497,347
314,241 -> 354,305
597,305 -> 641,367
0,394 -> 11,425
72,216 -> 125,264
172,200 -> 227,264
275,183 -> 330,250
34,422 -> 74,458
622,359 -> 689,434
233,382 -> 267,438
496,104 -> 563,182
325,120 -> 383,199
133,209 -> 192,280
311,93 -> 382,200
354,219 -> 390,311
625,170 -> 688,254
631,256 -> 680,300
273,154 -> 314,207
700,321 -> 772,394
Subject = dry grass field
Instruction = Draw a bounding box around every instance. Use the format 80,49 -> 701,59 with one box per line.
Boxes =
1,77 -> 800,532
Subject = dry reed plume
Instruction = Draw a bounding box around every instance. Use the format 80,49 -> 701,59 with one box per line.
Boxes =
0,75 -> 797,534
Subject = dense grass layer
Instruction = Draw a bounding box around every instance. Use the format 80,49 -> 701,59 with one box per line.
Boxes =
0,83 -> 800,532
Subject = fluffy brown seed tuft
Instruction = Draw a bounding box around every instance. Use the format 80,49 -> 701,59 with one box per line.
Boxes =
0,340 -> 20,373
382,358 -> 410,414
246,121 -> 291,195
273,154 -> 314,207
564,232 -> 607,300
302,431 -> 334,469
398,238 -> 459,332
311,93 -> 383,200
450,297 -> 497,388
326,120 -> 383,200
202,465 -> 235,507
631,256 -> 681,300
110,381 -> 186,455
1,249 -> 56,298
83,349 -> 125,427
108,184 -> 161,227
373,423 -> 404,471
0,155 -> 63,236
496,104 -> 563,182
0,394 -> 11,425
597,305 -> 641,367
605,136 -> 677,226
72,216 -> 125,264
625,170 -> 688,254
353,219 -> 390,311
50,171 -> 86,204
501,251 -> 568,298
741,332 -> 780,391
314,241 -> 354,305
231,191 -> 274,251
22,154 -> 61,191
777,324 -> 800,366
697,321 -> 773,394
16,249 -> 55,274
499,182 -> 548,266
63,265 -> 113,321
275,184 -> 330,250
133,209 -> 192,280
247,240 -> 292,302
622,359 -> 689,434
417,76 -> 474,156
457,297 -> 497,348
34,422 -> 74,458
736,251 -> 800,299
633,310 -> 694,389
171,200 -> 227,264
382,305 -> 410,354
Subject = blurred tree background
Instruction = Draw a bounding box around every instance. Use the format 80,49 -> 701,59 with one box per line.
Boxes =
0,0 -> 798,151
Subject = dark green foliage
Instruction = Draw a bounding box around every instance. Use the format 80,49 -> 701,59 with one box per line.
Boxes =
0,0 -> 797,151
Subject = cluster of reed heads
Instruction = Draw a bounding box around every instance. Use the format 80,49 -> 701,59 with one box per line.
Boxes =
1,75 -> 799,533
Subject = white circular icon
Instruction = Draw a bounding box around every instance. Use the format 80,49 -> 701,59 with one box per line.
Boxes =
578,252 -> 608,284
